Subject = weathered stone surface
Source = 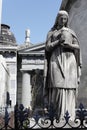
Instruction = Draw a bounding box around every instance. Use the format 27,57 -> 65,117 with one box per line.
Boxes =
61,0 -> 87,107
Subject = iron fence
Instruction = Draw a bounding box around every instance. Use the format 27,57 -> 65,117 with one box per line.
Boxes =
0,103 -> 87,129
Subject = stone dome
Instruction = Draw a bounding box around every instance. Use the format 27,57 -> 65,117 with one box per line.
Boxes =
0,24 -> 17,46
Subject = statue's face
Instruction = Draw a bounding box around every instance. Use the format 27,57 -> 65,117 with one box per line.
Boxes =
58,14 -> 68,27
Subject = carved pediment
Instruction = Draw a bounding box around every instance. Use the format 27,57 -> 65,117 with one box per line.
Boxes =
18,42 -> 45,55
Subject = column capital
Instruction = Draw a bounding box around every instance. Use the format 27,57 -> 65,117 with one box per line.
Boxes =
20,69 -> 32,73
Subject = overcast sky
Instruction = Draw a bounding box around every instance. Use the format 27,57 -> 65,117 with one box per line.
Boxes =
2,0 -> 62,45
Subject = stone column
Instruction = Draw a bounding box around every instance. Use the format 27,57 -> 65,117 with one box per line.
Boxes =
21,71 -> 31,109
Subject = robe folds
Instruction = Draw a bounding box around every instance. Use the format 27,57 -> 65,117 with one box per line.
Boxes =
44,27 -> 82,120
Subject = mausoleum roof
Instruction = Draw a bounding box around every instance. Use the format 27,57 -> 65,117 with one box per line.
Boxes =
0,24 -> 17,46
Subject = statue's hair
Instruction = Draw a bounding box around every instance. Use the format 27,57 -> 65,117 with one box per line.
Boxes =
58,10 -> 69,18
51,10 -> 69,30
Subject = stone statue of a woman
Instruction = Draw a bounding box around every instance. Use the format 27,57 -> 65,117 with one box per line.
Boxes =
44,10 -> 82,120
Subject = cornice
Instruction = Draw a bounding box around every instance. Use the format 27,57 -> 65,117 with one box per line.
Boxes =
18,42 -> 45,52
0,46 -> 17,52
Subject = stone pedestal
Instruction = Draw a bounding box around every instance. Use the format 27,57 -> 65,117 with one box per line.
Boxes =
21,71 -> 31,109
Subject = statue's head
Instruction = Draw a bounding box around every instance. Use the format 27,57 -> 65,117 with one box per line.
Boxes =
53,10 -> 69,29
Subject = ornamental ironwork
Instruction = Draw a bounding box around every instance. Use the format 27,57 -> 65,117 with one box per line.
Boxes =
0,103 -> 87,129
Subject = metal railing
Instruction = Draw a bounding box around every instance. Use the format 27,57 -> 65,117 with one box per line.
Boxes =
0,103 -> 87,129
